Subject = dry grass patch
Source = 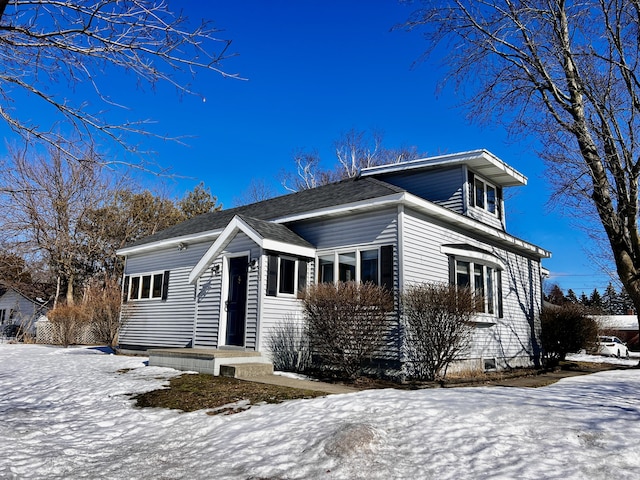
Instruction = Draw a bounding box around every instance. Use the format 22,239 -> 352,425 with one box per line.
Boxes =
133,373 -> 325,414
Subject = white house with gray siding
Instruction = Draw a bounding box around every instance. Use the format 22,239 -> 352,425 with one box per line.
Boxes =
117,149 -> 551,373
0,285 -> 49,334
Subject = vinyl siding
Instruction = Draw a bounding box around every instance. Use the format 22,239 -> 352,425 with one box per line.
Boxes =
192,232 -> 261,350
120,241 -> 213,349
290,208 -> 398,249
125,242 -> 212,274
378,167 -> 465,213
119,267 -> 196,348
402,208 -> 543,368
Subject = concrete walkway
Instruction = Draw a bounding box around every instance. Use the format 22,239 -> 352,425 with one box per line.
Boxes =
238,374 -> 360,395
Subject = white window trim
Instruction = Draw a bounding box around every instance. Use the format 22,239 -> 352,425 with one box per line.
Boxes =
317,246 -> 381,285
474,176 -> 499,217
277,255 -> 299,297
125,270 -> 166,301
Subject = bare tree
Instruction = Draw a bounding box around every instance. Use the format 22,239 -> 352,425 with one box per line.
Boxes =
0,0 -> 238,161
403,0 -> 640,351
0,145 -> 114,304
282,129 -> 422,191
402,282 -> 475,381
233,179 -> 277,207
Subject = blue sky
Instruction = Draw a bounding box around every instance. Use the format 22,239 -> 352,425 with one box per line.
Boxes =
3,1 -> 616,295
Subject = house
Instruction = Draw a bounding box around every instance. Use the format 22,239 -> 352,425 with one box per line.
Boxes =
592,315 -> 639,349
0,284 -> 49,336
117,150 -> 551,374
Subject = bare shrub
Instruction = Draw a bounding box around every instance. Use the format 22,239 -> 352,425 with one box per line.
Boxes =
402,282 -> 475,381
47,303 -> 89,347
266,315 -> 311,373
84,278 -> 128,349
303,282 -> 393,379
540,303 -> 598,365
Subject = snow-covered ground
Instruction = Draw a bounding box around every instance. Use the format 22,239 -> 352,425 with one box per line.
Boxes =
1,344 -> 639,480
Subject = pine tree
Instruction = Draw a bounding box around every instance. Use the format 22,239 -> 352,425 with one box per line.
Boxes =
566,289 -> 579,304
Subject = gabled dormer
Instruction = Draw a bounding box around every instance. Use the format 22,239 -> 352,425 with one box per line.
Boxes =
361,149 -> 527,231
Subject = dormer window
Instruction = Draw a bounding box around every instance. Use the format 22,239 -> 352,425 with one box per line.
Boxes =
470,172 -> 502,218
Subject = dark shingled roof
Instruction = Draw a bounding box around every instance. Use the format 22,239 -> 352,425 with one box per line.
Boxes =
126,176 -> 405,248
238,215 -> 314,249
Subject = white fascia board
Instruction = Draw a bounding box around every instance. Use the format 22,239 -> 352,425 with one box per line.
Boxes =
273,193 -> 406,224
361,149 -> 527,187
188,217 -> 248,284
116,229 -> 222,256
403,193 -> 551,259
262,239 -> 315,258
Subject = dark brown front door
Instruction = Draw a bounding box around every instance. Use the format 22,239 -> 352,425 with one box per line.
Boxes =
225,256 -> 248,346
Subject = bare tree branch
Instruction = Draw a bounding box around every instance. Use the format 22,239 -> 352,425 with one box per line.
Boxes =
0,1 -> 242,163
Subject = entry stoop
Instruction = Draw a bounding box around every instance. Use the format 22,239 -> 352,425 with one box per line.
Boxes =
148,348 -> 272,376
220,362 -> 274,378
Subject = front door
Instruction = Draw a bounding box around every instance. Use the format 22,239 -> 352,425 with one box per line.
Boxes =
225,256 -> 248,346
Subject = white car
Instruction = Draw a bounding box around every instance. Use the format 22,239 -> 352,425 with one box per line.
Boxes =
597,336 -> 630,358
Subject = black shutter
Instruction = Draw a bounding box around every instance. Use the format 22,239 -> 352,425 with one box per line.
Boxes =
497,186 -> 503,221
497,270 -> 504,318
468,171 -> 475,207
161,271 -> 170,301
380,245 -> 394,292
297,260 -> 307,298
267,255 -> 278,297
122,276 -> 130,303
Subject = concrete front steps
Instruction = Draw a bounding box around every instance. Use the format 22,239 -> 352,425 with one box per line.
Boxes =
148,348 -> 272,376
220,362 -> 274,378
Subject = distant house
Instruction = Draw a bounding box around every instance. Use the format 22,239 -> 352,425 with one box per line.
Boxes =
117,150 -> 551,374
0,285 -> 49,335
593,315 -> 639,349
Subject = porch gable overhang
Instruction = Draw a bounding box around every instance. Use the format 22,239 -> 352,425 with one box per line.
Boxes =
188,215 -> 316,284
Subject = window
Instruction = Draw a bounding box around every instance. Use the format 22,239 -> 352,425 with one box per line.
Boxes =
124,271 -> 169,301
470,173 -> 500,217
318,248 -> 386,287
279,258 -> 296,294
267,255 -> 308,297
452,259 -> 503,317
319,255 -> 334,283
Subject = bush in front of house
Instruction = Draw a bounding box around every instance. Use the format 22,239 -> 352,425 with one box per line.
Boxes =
47,303 -> 89,347
266,315 -> 312,373
84,277 -> 127,349
402,282 -> 476,381
303,282 -> 393,379
540,303 -> 598,365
